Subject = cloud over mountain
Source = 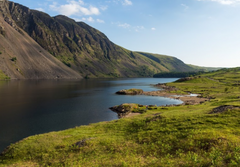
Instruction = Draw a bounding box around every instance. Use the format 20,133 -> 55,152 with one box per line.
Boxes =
49,0 -> 100,17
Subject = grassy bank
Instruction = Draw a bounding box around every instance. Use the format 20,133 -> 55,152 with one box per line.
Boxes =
1,68 -> 240,166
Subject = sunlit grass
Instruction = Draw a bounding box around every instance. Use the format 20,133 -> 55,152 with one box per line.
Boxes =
1,67 -> 240,166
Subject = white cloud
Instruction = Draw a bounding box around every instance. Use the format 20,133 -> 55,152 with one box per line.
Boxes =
151,27 -> 156,31
49,0 -> 100,17
181,4 -> 189,10
100,5 -> 108,11
87,17 -> 95,22
97,19 -> 105,23
81,17 -> 95,22
81,17 -> 86,21
73,17 -> 104,23
113,22 -> 145,32
135,26 -> 145,32
107,0 -> 132,6
197,0 -> 240,5
122,0 -> 133,6
35,8 -> 45,12
73,18 -> 82,22
118,23 -> 131,28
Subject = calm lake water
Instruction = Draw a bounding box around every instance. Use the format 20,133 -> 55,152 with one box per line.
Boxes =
0,78 -> 182,152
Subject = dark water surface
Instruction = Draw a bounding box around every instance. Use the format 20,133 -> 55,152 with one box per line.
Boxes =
0,78 -> 181,152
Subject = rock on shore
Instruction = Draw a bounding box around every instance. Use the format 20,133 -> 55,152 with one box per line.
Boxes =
110,103 -> 145,118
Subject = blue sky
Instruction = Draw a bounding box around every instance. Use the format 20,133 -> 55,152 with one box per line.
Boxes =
14,0 -> 240,67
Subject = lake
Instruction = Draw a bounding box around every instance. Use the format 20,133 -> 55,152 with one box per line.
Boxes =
0,78 -> 182,152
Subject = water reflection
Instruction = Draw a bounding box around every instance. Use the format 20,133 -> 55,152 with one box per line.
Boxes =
0,78 -> 180,152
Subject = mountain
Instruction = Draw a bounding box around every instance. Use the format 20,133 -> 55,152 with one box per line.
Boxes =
0,0 -> 196,79
0,1 -> 81,79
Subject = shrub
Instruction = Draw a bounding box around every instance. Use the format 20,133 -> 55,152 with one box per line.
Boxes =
62,61 -> 71,67
11,57 -> 17,62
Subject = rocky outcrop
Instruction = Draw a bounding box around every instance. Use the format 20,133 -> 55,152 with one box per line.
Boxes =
154,83 -> 178,92
0,23 -> 5,36
209,105 -> 240,114
71,138 -> 94,148
110,103 -> 145,118
175,76 -> 201,82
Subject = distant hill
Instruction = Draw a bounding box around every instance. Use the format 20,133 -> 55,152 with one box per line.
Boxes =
136,52 -> 194,72
0,0 -> 200,79
187,64 -> 222,72
152,62 -> 222,78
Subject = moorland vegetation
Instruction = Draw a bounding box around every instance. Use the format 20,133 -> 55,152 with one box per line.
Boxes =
1,68 -> 240,166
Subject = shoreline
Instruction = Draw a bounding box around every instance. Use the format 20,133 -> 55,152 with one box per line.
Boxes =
142,90 -> 209,105
0,82 -> 208,153
142,83 -> 209,105
111,85 -> 209,118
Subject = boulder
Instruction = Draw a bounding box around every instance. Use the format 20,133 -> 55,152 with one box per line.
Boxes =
110,103 -> 139,118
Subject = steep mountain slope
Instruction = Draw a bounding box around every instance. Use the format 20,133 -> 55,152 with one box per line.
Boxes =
0,1 -> 81,79
0,0 -> 196,78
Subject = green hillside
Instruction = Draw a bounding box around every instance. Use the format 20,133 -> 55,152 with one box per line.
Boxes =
137,52 -> 193,72
188,64 -> 222,72
1,68 -> 240,166
152,63 -> 223,78
0,0 -> 197,78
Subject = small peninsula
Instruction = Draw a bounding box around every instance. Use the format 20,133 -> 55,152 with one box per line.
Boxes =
112,85 -> 209,118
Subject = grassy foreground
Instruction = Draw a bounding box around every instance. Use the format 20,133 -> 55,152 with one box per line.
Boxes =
1,68 -> 240,166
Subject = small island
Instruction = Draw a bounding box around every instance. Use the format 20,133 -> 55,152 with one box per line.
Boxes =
116,88 -> 143,95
